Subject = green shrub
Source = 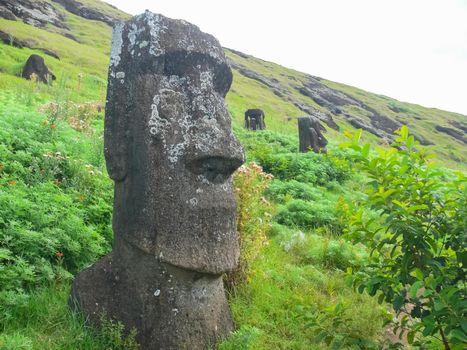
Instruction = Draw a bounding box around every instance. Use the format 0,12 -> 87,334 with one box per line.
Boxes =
343,127 -> 467,349
256,152 -> 348,185
280,231 -> 368,270
275,199 -> 340,230
265,180 -> 323,203
0,94 -> 112,323
225,162 -> 274,291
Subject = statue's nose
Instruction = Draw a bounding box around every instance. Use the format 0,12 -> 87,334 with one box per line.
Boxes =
186,154 -> 243,184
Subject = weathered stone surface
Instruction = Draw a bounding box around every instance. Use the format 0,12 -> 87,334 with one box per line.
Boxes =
0,0 -> 67,28
298,116 -> 328,153
22,54 -> 56,83
0,5 -> 16,20
71,240 -> 234,349
245,108 -> 266,130
71,12 -> 244,349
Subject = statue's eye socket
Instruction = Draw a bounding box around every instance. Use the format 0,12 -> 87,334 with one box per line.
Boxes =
186,156 -> 242,184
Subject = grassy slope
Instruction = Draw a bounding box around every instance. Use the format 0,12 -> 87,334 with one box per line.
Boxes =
224,49 -> 466,168
1,0 -> 465,166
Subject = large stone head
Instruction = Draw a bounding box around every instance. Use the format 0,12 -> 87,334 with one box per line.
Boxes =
104,12 -> 244,274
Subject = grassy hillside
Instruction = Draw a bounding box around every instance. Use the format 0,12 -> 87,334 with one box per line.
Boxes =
0,1 -> 465,349
1,0 -> 465,166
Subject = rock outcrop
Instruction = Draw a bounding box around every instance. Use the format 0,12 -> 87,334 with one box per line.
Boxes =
52,0 -> 119,26
0,0 -> 67,28
436,125 -> 467,144
70,12 -> 244,349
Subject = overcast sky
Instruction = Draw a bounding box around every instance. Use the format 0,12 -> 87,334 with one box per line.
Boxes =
104,0 -> 467,115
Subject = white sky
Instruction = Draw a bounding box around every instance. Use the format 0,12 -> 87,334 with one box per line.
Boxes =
104,0 -> 467,115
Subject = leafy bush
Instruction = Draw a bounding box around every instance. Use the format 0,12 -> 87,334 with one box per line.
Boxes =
343,127 -> 467,349
256,152 -> 348,185
275,199 -> 340,231
280,231 -> 368,270
237,129 -> 297,156
0,97 -> 112,323
224,162 -> 273,291
266,180 -> 323,203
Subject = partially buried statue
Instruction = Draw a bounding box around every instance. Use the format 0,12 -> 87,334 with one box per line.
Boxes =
298,115 -> 328,153
70,11 -> 245,349
244,108 -> 266,130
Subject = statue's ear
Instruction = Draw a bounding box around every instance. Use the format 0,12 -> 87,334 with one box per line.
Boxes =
104,82 -> 129,181
104,23 -> 130,182
104,73 -> 130,181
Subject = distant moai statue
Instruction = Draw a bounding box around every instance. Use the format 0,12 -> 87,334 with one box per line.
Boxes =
244,108 -> 266,130
22,54 -> 56,83
298,116 -> 328,153
70,12 -> 245,349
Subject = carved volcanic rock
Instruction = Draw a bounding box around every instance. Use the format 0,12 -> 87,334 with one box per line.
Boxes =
71,12 -> 244,349
22,54 -> 56,83
0,0 -> 67,28
298,116 -> 328,153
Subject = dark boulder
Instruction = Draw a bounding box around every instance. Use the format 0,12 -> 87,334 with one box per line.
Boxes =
21,54 -> 56,83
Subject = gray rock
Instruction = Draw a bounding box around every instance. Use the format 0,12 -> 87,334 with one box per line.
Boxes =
294,102 -> 339,131
0,6 -> 16,20
344,114 -> 387,138
0,0 -> 67,29
435,125 -> 466,144
21,54 -> 56,83
0,30 -> 26,47
298,116 -> 328,153
70,12 -> 244,349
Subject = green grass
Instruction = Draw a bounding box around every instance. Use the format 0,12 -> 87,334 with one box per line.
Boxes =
221,239 -> 386,349
0,282 -> 138,350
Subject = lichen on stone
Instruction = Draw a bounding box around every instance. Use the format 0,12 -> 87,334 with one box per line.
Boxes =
110,22 -> 124,67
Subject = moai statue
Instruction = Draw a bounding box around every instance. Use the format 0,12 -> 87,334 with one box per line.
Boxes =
298,116 -> 328,153
244,108 -> 265,130
70,12 -> 245,349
